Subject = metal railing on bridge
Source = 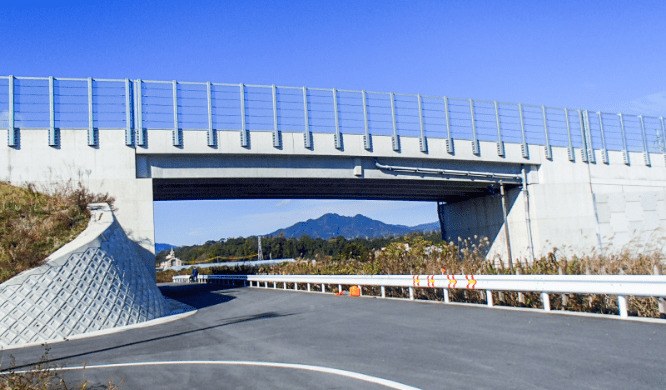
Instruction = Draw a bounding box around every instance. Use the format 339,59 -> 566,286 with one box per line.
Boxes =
173,273 -> 666,320
1,75 -> 665,164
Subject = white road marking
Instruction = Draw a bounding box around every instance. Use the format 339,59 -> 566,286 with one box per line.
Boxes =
22,360 -> 423,390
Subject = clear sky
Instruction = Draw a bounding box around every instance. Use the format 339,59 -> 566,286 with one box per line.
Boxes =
3,1 -> 665,245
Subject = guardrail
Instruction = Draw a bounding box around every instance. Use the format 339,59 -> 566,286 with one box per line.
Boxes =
173,273 -> 666,319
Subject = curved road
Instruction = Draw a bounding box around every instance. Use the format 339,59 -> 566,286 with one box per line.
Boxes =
3,283 -> 665,389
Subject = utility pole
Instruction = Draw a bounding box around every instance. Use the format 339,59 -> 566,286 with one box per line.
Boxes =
257,236 -> 263,260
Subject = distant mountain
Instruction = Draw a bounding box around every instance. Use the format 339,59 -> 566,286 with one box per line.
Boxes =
267,213 -> 439,240
155,243 -> 177,253
410,221 -> 440,233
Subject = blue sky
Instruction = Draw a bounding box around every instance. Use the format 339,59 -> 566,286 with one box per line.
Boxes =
3,1 -> 665,245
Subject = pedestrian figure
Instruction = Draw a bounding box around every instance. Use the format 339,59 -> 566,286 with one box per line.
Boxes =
191,267 -> 198,283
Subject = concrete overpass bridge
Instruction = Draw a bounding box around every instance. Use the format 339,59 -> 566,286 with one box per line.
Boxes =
1,75 -> 665,268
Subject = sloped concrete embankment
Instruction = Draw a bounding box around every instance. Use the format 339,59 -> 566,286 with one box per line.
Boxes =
0,203 -> 169,348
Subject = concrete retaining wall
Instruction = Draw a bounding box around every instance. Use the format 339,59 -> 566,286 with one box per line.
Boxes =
0,203 -> 169,349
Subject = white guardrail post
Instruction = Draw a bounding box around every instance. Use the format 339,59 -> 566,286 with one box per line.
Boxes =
171,274 -> 666,320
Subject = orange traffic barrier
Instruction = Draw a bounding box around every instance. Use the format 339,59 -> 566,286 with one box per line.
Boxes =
335,291 -> 344,296
350,286 -> 360,297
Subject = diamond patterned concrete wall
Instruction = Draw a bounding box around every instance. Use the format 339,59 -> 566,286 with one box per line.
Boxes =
0,203 -> 169,348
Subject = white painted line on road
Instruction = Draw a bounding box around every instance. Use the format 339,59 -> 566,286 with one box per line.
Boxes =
30,360 -> 423,390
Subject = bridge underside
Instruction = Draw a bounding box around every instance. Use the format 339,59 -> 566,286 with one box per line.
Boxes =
152,177 -> 516,203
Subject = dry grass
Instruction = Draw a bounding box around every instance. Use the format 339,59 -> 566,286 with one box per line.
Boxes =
256,235 -> 665,318
0,348 -> 122,389
0,181 -> 115,284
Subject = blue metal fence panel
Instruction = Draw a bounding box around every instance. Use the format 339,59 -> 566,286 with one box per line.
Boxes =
93,80 -> 126,129
566,110 -> 584,149
276,87 -> 305,133
394,95 -> 420,138
365,92 -> 392,137
53,79 -> 88,129
448,98 -> 473,140
522,105 -> 546,145
177,83 -> 207,130
545,108 -> 569,147
498,103 -> 522,144
14,79 -> 49,129
622,115 -> 644,152
141,82 -> 173,129
0,78 -> 8,128
211,84 -> 241,131
243,86 -> 273,131
600,113 -> 624,151
421,96 -> 447,139
336,90 -> 364,135
643,116 -> 665,154
471,100 -> 497,142
307,89 -> 336,134
586,111 -> 604,150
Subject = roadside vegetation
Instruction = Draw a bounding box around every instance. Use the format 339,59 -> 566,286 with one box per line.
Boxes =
159,234 -> 665,318
0,181 -> 115,284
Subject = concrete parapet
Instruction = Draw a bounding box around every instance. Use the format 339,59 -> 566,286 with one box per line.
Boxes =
0,203 -> 169,349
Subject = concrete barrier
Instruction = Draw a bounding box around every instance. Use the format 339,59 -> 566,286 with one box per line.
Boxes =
0,203 -> 169,348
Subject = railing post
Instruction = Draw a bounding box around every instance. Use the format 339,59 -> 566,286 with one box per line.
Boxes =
321,283 -> 325,293
7,75 -> 15,147
283,281 -> 287,289
578,110 -> 588,162
443,288 -> 450,303
207,81 -> 215,147
272,84 -> 281,148
264,281 -> 268,288
418,94 -> 427,152
470,99 -> 480,155
541,292 -> 550,311
618,113 -> 630,165
639,115 -> 651,166
240,83 -> 248,147
583,110 -> 595,163
660,117 -> 666,165
390,92 -> 399,151
618,295 -> 628,318
654,265 -> 666,319
338,284 -> 342,294
88,77 -> 96,146
516,269 -> 525,305
362,90 -> 371,150
541,106 -> 551,160
307,282 -> 311,292
518,103 -> 528,158
559,267 -> 568,307
273,281 -> 276,289
444,97 -> 453,154
294,282 -> 298,291
564,108 -> 574,161
381,286 -> 386,298
409,286 -> 414,300
49,76 -> 57,147
359,285 -> 363,297
173,80 -> 182,146
495,101 -> 505,156
303,87 -> 312,148
125,79 -> 133,146
135,79 -> 145,146
333,88 -> 342,149
598,112 -> 609,164
486,290 -> 493,307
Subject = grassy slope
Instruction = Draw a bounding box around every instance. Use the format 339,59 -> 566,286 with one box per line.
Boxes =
0,182 -> 114,284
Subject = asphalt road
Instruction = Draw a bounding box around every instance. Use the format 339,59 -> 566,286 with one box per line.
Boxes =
2,283 -> 665,389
